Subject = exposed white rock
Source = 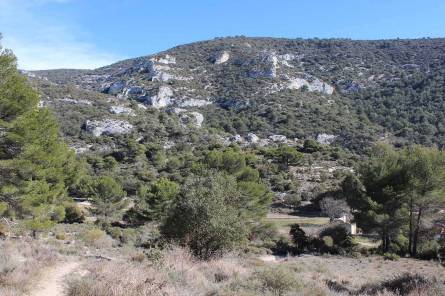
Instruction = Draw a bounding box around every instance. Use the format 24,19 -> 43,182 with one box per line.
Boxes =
137,103 -> 147,110
38,100 -> 48,108
147,86 -> 173,108
125,86 -> 145,96
152,54 -> 176,64
58,97 -> 92,106
107,81 -> 126,95
147,62 -> 174,82
269,135 -> 287,143
246,133 -> 260,144
85,119 -> 134,137
190,112 -> 204,128
109,105 -> 135,116
316,133 -> 337,145
180,111 -> 204,128
212,51 -> 230,64
288,77 -> 334,95
70,144 -> 93,155
279,54 -> 296,61
172,107 -> 187,114
178,99 -> 212,107
230,134 -> 244,143
249,51 -> 278,79
163,141 -> 175,149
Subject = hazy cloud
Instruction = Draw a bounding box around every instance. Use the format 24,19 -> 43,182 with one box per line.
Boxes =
0,0 -> 123,70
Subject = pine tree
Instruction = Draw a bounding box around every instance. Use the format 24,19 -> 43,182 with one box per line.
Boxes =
0,37 -> 80,236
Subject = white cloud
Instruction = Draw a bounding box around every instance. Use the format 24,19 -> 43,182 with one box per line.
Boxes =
0,0 -> 123,70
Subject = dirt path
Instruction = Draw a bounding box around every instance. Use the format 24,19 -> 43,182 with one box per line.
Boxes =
31,260 -> 81,296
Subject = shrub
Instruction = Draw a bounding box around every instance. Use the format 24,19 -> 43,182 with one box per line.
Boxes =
63,203 -> 85,224
319,224 -> 354,254
161,173 -> 248,260
383,252 -> 400,261
289,224 -> 310,253
55,232 -> 66,240
322,236 -> 334,248
82,228 -> 112,248
256,266 -> 299,295
358,273 -> 437,295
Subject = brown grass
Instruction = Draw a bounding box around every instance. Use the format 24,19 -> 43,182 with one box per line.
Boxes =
0,239 -> 59,296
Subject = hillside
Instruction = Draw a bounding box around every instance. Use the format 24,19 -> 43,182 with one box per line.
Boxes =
29,37 -> 445,154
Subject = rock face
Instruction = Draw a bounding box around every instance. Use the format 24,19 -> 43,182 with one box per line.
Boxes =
316,133 -> 337,145
109,105 -> 135,116
107,81 -> 126,95
125,86 -> 145,97
249,51 -> 278,79
58,97 -> 92,106
178,99 -> 212,107
212,51 -> 230,64
141,55 -> 177,82
246,133 -> 260,144
146,86 -> 173,108
269,135 -> 287,143
180,111 -> 204,128
287,77 -> 334,95
85,119 -> 134,137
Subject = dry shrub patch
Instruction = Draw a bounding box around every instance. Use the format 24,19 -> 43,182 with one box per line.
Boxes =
0,240 -> 58,295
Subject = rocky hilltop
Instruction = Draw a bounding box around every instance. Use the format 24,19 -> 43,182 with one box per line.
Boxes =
29,37 -> 445,153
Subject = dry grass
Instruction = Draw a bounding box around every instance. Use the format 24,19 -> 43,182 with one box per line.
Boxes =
66,248 -> 444,296
0,239 -> 59,296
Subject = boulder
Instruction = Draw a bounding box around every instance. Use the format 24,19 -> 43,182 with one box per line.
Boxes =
154,54 -> 176,64
125,86 -> 145,96
316,134 -> 337,145
212,51 -> 230,64
178,99 -> 212,107
246,133 -> 260,143
85,119 -> 134,137
146,86 -> 173,108
109,105 -> 135,116
181,112 -> 204,128
230,134 -> 243,143
269,135 -> 287,143
107,81 -> 126,95
288,77 -> 334,95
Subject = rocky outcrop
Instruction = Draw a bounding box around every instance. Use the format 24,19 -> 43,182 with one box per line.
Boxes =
179,111 -> 204,128
125,86 -> 145,97
107,81 -> 126,95
246,133 -> 260,144
287,76 -> 334,95
268,135 -> 287,143
58,97 -> 92,106
212,51 -> 230,64
316,133 -> 336,145
178,99 -> 212,108
109,105 -> 135,116
248,51 -> 278,79
154,54 -> 176,64
146,86 -> 173,108
138,55 -> 177,82
85,119 -> 134,137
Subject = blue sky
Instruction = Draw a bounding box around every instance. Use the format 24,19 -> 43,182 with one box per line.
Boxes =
0,0 -> 444,70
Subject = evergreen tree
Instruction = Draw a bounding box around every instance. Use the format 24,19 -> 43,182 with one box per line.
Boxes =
0,38 -> 79,235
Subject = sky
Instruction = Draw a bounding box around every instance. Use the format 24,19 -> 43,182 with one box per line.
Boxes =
0,0 -> 444,70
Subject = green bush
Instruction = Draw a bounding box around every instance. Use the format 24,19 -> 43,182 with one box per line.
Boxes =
82,228 -> 112,248
63,203 -> 85,224
256,266 -> 299,295
383,252 -> 400,261
319,224 -> 355,254
161,173 -> 248,260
